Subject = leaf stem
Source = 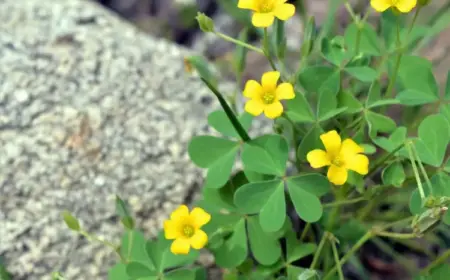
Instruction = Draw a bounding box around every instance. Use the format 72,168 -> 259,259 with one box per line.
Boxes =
300,223 -> 311,242
385,18 -> 403,99
421,248 -> 450,275
367,143 -> 405,178
79,230 -> 124,262
323,231 -> 373,280
215,31 -> 264,54
200,78 -> 251,142
323,197 -> 366,208
411,144 -> 434,196
310,231 -> 329,270
263,28 -> 278,73
406,141 -> 425,200
330,237 -> 344,280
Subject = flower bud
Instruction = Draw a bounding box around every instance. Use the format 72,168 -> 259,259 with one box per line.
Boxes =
195,12 -> 214,33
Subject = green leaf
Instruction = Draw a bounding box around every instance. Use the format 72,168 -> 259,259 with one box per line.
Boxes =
243,170 -> 276,183
373,126 -> 407,154
440,104 -> 450,124
234,179 -> 283,214
396,89 -> 439,106
207,110 -> 253,138
366,111 -> 396,138
316,71 -> 344,121
396,55 -> 438,96
287,174 -> 331,197
381,9 -> 398,51
368,99 -> 400,108
298,66 -> 335,93
338,91 -> 363,114
415,114 -> 450,167
147,233 -> 199,272
259,184 -> 286,232
62,211 -> 80,231
108,264 -> 130,280
273,19 -> 287,59
296,268 -> 317,280
213,218 -> 248,268
297,125 -> 323,161
382,161 -> 406,188
188,136 -> 238,168
164,268 -> 196,280
121,217 -> 135,230
286,232 -> 316,263
242,135 -> 289,176
428,264 -> 450,279
287,182 -> 323,222
116,195 -> 135,230
188,136 -> 239,188
285,93 -> 315,123
247,216 -> 282,265
334,219 -> 367,243
121,231 -> 155,269
366,80 -> 382,107
321,37 -> 349,66
126,262 -> 156,279
344,22 -> 381,56
345,67 -> 378,82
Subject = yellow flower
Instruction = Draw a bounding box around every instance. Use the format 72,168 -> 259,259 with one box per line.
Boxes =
370,0 -> 417,13
243,71 -> 295,119
164,205 -> 211,255
306,130 -> 369,186
237,0 -> 295,27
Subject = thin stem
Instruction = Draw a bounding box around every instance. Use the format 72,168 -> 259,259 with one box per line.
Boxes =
200,78 -> 251,142
79,230 -> 124,262
421,248 -> 450,275
375,230 -> 417,240
263,28 -> 278,72
323,231 -> 373,280
310,232 -> 329,269
406,142 -> 425,200
385,18 -> 403,99
330,238 -> 344,280
407,6 -> 421,35
215,32 -> 264,54
300,223 -> 311,242
323,197 -> 366,208
411,144 -> 434,196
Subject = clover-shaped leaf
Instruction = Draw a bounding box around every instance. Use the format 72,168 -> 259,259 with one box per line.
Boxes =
286,175 -> 324,222
212,218 -> 248,268
298,66 -> 335,93
207,110 -> 253,138
188,136 -> 240,188
345,66 -> 378,82
414,114 -> 450,167
242,134 -> 289,176
345,22 -> 381,56
247,216 -> 282,266
382,161 -> 405,188
285,93 -> 315,123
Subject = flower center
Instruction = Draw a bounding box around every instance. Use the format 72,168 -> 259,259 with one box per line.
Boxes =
182,225 -> 195,238
259,0 -> 274,13
261,91 -> 276,104
332,156 -> 344,167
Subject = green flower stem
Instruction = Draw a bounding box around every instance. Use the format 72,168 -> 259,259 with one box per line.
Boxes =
300,223 -> 311,242
406,142 -> 425,200
357,195 -> 383,221
367,143 -> 405,178
323,197 -> 366,208
79,230 -> 125,262
263,28 -> 278,73
215,31 -> 264,54
323,231 -> 373,280
385,18 -> 403,99
326,185 -> 347,230
330,237 -> 344,280
407,6 -> 421,35
310,231 -> 329,270
200,78 -> 251,142
421,248 -> 450,275
375,230 -> 417,239
411,144 -> 434,195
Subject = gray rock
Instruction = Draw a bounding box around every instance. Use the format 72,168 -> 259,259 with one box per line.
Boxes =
0,0 -> 227,279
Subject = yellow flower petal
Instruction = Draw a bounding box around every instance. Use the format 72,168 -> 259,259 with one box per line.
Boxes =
245,99 -> 264,116
252,12 -> 275,27
395,0 -> 417,13
307,149 -> 331,168
345,154 -> 369,175
339,139 -> 364,159
370,0 -> 392,12
243,80 -> 263,98
170,238 -> 191,255
275,83 -> 295,100
264,101 -> 283,119
164,220 -> 180,239
327,165 -> 348,186
320,130 -> 341,157
261,71 -> 280,91
238,0 -> 257,10
190,229 -> 208,249
274,3 -> 295,20
170,205 -> 190,222
190,207 -> 211,228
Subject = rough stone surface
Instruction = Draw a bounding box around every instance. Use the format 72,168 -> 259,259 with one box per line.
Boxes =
0,0 -> 240,279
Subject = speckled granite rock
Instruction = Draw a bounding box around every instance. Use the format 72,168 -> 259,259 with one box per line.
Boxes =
0,0 -> 241,279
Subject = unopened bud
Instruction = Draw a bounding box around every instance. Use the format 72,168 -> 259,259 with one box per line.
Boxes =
196,12 -> 214,33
